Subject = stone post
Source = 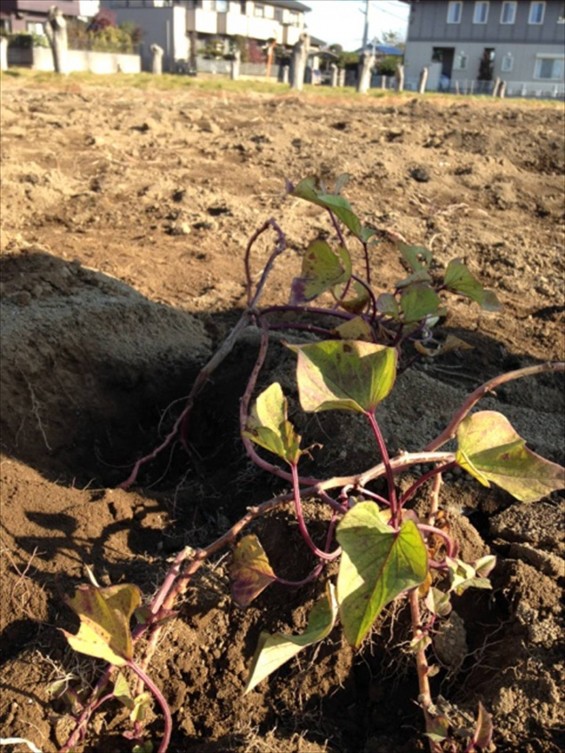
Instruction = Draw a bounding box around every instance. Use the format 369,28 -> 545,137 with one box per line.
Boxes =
492,77 -> 501,96
395,63 -> 405,92
338,69 -> 346,87
151,44 -> 164,75
498,80 -> 507,98
291,33 -> 309,91
418,66 -> 429,94
329,63 -> 338,88
44,6 -> 68,75
0,37 -> 8,72
356,50 -> 375,94
230,48 -> 240,80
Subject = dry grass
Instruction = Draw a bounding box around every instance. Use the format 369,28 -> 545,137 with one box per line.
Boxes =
2,67 -> 562,109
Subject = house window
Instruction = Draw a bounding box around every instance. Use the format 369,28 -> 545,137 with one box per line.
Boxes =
500,1 -> 517,24
447,1 -> 462,23
528,1 -> 545,24
473,2 -> 489,24
501,52 -> 514,71
289,10 -> 300,26
26,21 -> 45,35
254,3 -> 265,17
534,56 -> 564,79
214,0 -> 228,11
454,51 -> 468,70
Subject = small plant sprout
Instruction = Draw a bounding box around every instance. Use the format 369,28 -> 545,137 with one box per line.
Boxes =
59,177 -> 565,753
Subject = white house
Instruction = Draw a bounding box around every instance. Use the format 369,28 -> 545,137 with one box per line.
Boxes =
101,0 -> 312,72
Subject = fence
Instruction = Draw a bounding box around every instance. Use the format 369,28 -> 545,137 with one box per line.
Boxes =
402,75 -> 564,100
190,56 -> 278,79
7,45 -> 141,74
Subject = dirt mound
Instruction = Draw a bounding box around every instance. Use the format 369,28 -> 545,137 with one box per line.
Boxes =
1,251 -> 211,484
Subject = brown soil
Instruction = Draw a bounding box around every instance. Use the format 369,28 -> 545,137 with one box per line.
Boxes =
1,76 -> 564,753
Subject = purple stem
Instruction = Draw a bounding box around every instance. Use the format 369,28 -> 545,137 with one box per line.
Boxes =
275,561 -> 325,588
290,463 -> 340,561
327,207 -> 347,247
417,523 -> 456,559
148,545 -> 193,618
57,670 -> 115,752
326,208 -> 354,305
324,511 -> 340,551
365,411 -> 398,524
127,661 -> 172,753
361,240 -> 371,288
355,487 -> 392,507
317,488 -> 348,514
238,321 -> 297,484
267,321 -> 336,338
425,362 -> 565,452
244,218 -> 286,308
350,273 -> 378,322
261,303 -> 354,322
399,462 -> 456,508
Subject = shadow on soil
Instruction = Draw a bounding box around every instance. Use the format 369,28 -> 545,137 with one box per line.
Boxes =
1,251 -> 564,753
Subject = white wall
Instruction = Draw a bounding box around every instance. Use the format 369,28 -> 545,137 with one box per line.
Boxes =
78,0 -> 101,17
9,46 -> 141,73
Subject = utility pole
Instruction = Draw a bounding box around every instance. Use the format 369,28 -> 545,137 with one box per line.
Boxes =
361,0 -> 369,50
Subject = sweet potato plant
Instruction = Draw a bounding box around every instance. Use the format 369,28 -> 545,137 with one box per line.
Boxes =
58,177 -> 565,753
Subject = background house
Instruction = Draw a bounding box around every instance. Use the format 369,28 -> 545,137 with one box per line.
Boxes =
101,0 -> 312,73
0,0 -> 83,35
400,0 -> 565,96
1,0 -> 141,74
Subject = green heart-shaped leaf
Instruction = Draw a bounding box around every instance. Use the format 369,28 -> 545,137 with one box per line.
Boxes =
336,503 -> 428,647
290,239 -> 351,304
230,534 -> 276,608
63,583 -> 142,666
444,259 -> 500,311
245,582 -> 337,693
288,340 -> 397,414
400,284 -> 445,324
244,382 -> 302,464
456,411 -> 565,502
292,177 -> 375,243
398,242 -> 433,272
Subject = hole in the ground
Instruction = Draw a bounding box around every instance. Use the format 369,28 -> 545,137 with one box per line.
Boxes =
0,252 -> 214,487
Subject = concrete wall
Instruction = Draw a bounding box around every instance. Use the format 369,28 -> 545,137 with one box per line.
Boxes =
8,45 -> 141,73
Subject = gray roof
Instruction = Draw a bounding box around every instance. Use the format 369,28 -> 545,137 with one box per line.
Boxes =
355,44 -> 404,56
268,0 -> 311,13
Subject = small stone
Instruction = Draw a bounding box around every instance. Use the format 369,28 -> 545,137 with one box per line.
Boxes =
167,221 -> 191,236
199,118 -> 220,134
410,166 -> 430,182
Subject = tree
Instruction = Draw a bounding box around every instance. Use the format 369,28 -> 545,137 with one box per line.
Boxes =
376,29 -> 405,51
